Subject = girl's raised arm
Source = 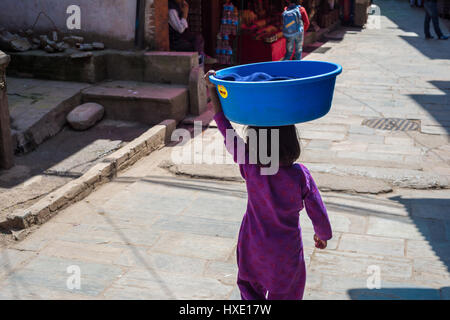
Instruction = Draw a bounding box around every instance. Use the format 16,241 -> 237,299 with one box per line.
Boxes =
205,71 -> 249,168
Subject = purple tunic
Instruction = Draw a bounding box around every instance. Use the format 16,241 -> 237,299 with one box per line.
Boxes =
214,111 -> 332,294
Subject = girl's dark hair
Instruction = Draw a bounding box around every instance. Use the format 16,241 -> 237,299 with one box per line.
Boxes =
246,125 -> 301,167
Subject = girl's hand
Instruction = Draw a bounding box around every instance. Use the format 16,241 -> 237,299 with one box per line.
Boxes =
204,70 -> 222,114
204,70 -> 217,88
314,234 -> 327,249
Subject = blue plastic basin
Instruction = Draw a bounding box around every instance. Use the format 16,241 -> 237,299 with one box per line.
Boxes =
209,60 -> 342,126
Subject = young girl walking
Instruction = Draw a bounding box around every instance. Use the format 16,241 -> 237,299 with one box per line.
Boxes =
205,71 -> 332,300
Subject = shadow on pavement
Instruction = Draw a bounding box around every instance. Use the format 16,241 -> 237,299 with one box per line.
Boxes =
348,286 -> 449,300
390,195 -> 450,273
408,80 -> 450,135
0,121 -> 149,188
374,0 -> 450,59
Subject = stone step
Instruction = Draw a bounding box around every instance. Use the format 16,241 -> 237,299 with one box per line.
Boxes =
81,81 -> 189,125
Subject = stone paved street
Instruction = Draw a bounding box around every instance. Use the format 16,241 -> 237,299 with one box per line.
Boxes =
0,144 -> 449,300
0,0 -> 449,300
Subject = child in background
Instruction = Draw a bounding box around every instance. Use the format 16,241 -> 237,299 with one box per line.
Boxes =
283,0 -> 310,60
205,70 -> 332,300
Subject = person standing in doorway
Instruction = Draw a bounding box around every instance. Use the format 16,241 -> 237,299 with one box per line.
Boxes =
424,0 -> 449,40
168,0 -> 218,64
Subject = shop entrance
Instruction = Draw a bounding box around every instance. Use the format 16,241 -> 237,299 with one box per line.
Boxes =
170,0 -> 341,66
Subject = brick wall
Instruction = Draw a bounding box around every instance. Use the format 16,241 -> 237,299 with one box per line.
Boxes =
145,0 -> 170,51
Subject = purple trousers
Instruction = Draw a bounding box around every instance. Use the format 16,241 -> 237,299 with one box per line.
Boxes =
237,248 -> 307,300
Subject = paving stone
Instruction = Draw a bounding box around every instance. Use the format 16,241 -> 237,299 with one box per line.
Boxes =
299,131 -> 346,141
304,140 -> 332,150
228,286 -> 241,300
56,223 -> 162,247
106,268 -> 232,299
114,250 -> 207,277
413,258 -> 450,282
101,190 -> 193,218
406,240 -> 450,261
304,288 -> 350,300
0,282 -> 93,300
348,125 -> 376,136
298,123 -> 349,133
335,151 -> 404,163
40,240 -> 124,265
11,222 -> 73,252
204,261 -> 238,286
0,249 -> 37,280
151,215 -> 240,239
152,231 -> 236,261
367,144 -> 423,155
385,137 -> 415,146
309,250 -> 413,280
330,141 -> 368,152
347,133 -> 385,144
367,216 -> 447,242
338,234 -> 405,257
181,194 -> 247,222
0,255 -> 123,297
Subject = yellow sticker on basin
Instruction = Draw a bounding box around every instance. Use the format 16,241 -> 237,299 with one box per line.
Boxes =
218,85 -> 228,99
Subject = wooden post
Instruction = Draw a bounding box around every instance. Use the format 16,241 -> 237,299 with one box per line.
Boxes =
0,50 -> 14,170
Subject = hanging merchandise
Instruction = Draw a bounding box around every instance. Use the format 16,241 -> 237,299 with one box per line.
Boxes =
215,0 -> 238,65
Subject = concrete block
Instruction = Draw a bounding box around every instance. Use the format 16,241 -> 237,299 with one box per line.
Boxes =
82,82 -> 189,125
189,66 -> 207,115
105,51 -> 145,81
144,51 -> 198,85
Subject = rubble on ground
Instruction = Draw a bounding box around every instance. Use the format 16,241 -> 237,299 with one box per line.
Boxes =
0,31 -> 32,52
0,28 -> 105,54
